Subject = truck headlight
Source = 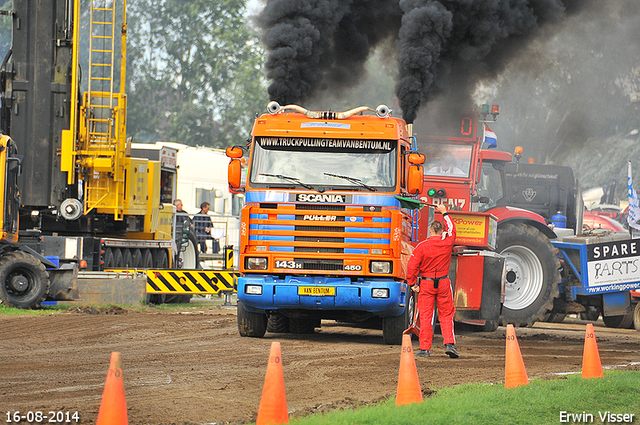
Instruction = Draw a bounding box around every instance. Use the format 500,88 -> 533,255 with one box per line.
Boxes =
370,261 -> 392,274
245,284 -> 263,295
371,288 -> 389,298
246,257 -> 267,270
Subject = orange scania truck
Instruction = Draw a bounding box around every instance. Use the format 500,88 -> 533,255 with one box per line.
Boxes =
226,102 -> 503,344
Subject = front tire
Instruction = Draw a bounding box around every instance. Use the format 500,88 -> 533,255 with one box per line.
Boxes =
382,291 -> 414,345
0,251 -> 50,309
497,223 -> 560,327
237,300 -> 267,337
634,303 -> 640,332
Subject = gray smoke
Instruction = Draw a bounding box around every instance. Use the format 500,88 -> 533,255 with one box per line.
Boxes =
258,0 -> 596,122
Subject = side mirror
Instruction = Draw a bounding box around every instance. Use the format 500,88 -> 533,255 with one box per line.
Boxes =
226,146 -> 243,159
180,220 -> 190,251
228,159 -> 242,190
408,153 -> 425,165
407,165 -> 424,195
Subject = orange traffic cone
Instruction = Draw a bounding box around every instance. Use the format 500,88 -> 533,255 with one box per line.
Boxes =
256,342 -> 289,425
96,352 -> 128,425
396,334 -> 423,405
504,324 -> 529,389
582,323 -> 604,379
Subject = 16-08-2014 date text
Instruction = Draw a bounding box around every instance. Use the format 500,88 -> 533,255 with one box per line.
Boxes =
5,411 -> 80,423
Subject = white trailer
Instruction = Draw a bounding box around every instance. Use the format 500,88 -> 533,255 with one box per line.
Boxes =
131,142 -> 243,268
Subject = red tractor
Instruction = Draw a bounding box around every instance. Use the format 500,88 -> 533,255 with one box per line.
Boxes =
415,107 -> 562,326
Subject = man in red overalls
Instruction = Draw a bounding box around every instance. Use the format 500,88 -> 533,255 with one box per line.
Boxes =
407,203 -> 459,358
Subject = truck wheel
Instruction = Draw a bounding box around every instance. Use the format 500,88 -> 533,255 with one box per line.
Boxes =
267,313 -> 290,333
114,249 -> 124,268
237,300 -> 267,337
0,251 -> 50,309
382,292 -> 413,345
123,249 -> 133,268
497,223 -> 560,327
145,293 -> 166,305
104,248 -> 115,269
180,230 -> 199,269
634,303 -> 640,332
603,312 -> 634,329
289,318 -> 316,334
153,249 -> 169,269
132,249 -> 143,268
142,250 -> 154,269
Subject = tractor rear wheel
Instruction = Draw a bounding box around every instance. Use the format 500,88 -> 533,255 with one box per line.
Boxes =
497,223 -> 561,327
0,251 -> 50,309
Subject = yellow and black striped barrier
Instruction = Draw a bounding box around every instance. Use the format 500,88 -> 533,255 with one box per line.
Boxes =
107,269 -> 240,295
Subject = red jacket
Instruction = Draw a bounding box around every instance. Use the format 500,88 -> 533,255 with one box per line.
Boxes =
407,213 -> 456,286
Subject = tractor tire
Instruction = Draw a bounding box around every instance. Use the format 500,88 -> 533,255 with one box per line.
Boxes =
382,291 -> 414,345
603,311 -> 634,329
237,300 -> 267,337
634,303 -> 640,332
267,312 -> 290,333
497,223 -> 561,327
0,251 -> 50,309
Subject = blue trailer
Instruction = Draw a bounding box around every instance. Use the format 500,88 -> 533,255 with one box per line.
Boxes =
550,231 -> 640,328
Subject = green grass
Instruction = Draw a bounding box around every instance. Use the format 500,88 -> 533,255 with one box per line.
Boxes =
0,295 -> 231,315
288,371 -> 640,425
0,304 -> 71,315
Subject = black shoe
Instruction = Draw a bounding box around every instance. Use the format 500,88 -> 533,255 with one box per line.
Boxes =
415,349 -> 430,357
445,344 -> 459,358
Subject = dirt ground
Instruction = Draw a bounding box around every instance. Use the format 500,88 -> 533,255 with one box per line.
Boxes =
1,302 -> 639,425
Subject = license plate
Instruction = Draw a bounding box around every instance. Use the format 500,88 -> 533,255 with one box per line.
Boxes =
298,286 -> 335,296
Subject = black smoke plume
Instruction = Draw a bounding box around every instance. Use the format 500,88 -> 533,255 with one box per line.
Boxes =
257,0 -> 595,122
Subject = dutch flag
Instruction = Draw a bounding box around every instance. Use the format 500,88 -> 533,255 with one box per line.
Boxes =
484,125 -> 497,149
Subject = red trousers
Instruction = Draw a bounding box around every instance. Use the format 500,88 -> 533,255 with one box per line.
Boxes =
417,277 -> 456,350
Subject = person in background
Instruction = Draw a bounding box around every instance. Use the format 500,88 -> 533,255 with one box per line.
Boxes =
427,151 -> 465,175
193,202 -> 214,253
174,199 -> 192,229
407,203 -> 459,359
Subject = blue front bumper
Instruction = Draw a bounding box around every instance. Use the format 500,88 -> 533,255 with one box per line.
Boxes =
238,275 -> 407,317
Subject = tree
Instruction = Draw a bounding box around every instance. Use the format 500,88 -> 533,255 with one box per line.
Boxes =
126,0 -> 267,147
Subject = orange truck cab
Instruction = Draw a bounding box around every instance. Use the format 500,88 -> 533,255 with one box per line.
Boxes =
227,102 -> 427,344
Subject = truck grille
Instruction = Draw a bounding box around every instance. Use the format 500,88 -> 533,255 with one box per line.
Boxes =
246,201 -> 394,273
296,259 -> 343,271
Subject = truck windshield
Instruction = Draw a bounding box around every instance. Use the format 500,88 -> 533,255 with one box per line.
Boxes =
250,137 -> 397,191
422,143 -> 472,177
